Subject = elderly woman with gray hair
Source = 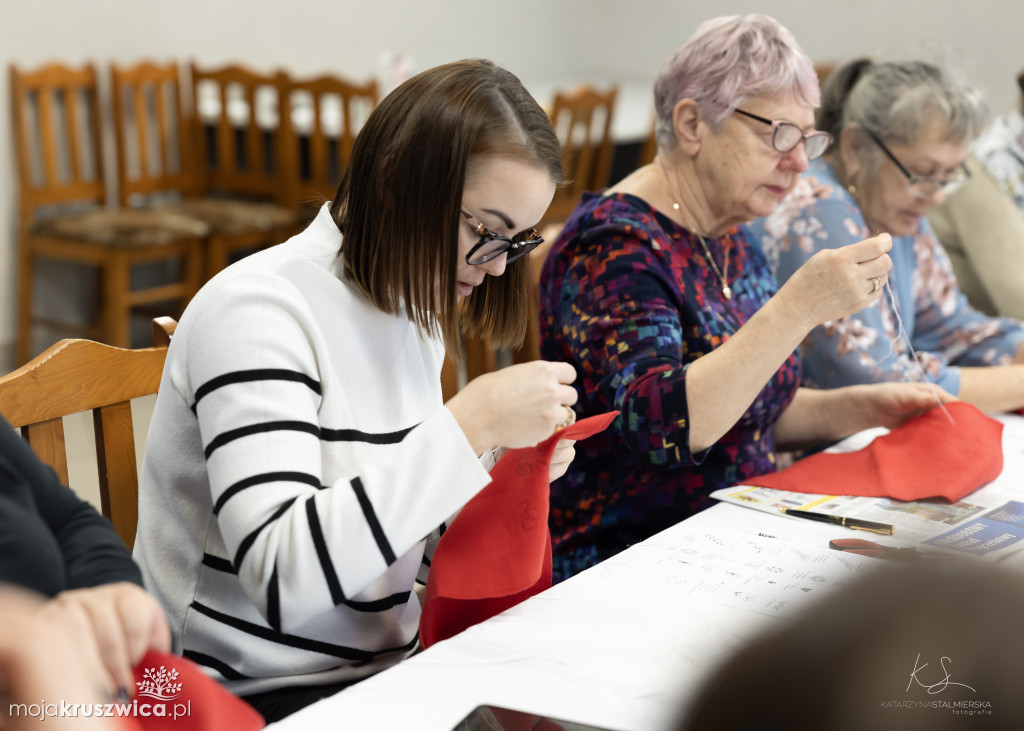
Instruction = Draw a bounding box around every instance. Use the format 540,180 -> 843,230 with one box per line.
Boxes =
538,16 -> 950,581
748,59 -> 1024,413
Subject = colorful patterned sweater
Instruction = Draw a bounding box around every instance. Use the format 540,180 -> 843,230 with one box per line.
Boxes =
539,192 -> 800,580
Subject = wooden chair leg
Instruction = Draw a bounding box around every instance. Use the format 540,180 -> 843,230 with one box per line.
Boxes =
104,254 -> 132,348
205,234 -> 228,281
183,238 -> 204,300
15,245 -> 36,366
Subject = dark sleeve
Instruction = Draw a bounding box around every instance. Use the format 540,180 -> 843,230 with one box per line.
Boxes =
0,419 -> 142,595
550,221 -> 707,469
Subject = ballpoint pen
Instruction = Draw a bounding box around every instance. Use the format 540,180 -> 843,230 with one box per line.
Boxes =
781,508 -> 894,536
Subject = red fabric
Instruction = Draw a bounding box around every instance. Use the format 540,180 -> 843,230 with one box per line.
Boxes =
749,402 -> 1003,502
420,412 -> 619,648
121,650 -> 264,731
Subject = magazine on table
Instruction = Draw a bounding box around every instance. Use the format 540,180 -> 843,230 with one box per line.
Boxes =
710,483 -> 1024,561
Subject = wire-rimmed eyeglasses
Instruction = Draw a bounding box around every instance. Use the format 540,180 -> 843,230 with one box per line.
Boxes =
862,127 -> 971,199
732,108 -> 833,160
462,210 -> 543,265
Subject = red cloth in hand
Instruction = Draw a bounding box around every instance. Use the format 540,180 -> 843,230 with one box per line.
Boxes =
420,412 -> 619,649
748,402 -> 1003,502
122,650 -> 265,731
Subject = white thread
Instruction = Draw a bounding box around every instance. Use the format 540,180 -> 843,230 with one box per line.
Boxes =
882,278 -> 955,425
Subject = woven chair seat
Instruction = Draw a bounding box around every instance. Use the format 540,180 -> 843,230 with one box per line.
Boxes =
169,199 -> 300,236
32,208 -> 209,248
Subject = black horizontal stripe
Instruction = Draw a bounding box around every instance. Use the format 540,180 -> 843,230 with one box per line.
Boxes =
194,369 -> 321,407
420,554 -> 431,567
321,426 -> 415,444
343,591 -> 411,612
205,420 -> 320,459
201,553 -> 236,574
351,477 -> 397,565
306,496 -> 346,605
233,497 -> 297,572
214,471 -> 321,515
182,649 -> 250,680
190,601 -> 419,661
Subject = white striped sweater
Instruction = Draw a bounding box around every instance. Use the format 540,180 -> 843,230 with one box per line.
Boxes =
134,204 -> 492,695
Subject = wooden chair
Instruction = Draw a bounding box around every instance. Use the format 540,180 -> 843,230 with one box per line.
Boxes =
110,60 -> 302,280
544,84 -> 618,226
10,62 -> 204,366
279,71 -> 378,221
509,225 -> 560,364
0,317 -> 176,550
638,116 -> 658,168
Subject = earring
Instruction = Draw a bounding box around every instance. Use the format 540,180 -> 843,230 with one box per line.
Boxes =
846,183 -> 857,195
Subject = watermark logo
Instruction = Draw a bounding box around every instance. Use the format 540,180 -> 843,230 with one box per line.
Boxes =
9,664 -> 191,722
906,653 -> 976,694
879,652 -> 991,717
137,665 -> 183,701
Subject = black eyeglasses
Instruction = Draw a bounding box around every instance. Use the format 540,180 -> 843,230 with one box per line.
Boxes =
461,210 -> 543,265
862,127 -> 971,199
733,108 -> 833,160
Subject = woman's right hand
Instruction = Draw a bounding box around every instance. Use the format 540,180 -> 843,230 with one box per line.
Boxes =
446,360 -> 578,455
776,233 -> 893,329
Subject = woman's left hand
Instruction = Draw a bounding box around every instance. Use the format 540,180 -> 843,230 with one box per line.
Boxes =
43,582 -> 172,697
549,439 -> 576,482
863,382 -> 957,430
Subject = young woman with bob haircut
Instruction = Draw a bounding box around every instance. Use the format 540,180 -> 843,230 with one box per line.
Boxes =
134,58 -> 576,723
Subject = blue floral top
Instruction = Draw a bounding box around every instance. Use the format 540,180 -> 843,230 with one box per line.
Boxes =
746,159 -> 1024,394
539,192 -> 800,581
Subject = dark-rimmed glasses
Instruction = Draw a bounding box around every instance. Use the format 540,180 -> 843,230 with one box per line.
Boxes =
461,210 -> 543,265
733,108 -> 833,160
862,127 -> 971,199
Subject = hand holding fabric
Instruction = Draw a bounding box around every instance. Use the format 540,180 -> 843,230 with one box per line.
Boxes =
44,582 -> 172,697
420,412 -> 618,648
857,381 -> 957,430
0,586 -> 115,730
549,438 -> 576,482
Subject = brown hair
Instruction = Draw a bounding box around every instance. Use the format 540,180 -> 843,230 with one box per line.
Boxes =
331,59 -> 562,355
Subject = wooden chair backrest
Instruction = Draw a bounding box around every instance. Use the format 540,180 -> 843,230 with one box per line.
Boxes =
10,62 -> 107,225
638,115 -> 658,168
189,61 -> 288,201
110,60 -> 194,206
279,72 -> 378,209
0,318 -> 175,550
545,84 -> 617,225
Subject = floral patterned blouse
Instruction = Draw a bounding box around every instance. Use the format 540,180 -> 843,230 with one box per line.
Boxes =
539,192 -> 800,581
746,159 -> 1024,395
974,111 -> 1024,213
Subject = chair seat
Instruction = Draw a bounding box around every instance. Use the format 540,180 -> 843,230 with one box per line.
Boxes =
168,199 -> 300,236
32,208 -> 209,248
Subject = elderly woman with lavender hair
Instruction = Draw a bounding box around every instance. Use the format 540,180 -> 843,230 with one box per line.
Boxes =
538,15 -> 952,580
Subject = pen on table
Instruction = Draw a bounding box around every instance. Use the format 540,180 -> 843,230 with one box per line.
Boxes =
781,508 -> 894,536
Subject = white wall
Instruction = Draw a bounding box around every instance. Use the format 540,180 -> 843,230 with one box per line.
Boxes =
2,0 -> 1021,356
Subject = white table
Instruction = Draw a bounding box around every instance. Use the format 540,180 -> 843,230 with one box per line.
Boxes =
269,414 -> 1024,731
